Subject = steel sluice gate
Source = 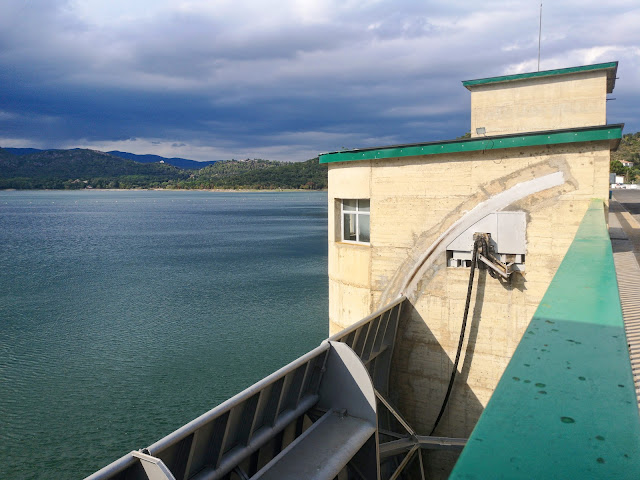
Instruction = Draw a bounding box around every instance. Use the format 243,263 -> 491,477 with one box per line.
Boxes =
86,296 -> 449,480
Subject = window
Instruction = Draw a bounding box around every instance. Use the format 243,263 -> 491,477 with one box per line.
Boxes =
341,199 -> 370,243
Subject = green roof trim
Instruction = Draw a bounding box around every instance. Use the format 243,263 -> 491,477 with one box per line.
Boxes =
450,199 -> 640,479
462,61 -> 618,91
318,125 -> 623,164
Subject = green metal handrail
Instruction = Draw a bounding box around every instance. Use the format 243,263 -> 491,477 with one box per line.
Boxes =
450,199 -> 640,478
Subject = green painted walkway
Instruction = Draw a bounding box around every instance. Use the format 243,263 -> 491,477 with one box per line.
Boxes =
450,199 -> 640,479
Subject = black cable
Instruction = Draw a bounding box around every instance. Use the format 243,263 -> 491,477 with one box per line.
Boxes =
429,237 -> 481,436
482,236 -> 502,279
478,235 -> 498,279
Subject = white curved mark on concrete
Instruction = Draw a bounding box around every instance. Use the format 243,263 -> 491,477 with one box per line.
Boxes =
400,171 -> 565,299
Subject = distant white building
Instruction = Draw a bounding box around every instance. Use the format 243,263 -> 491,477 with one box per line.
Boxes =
610,173 -> 625,185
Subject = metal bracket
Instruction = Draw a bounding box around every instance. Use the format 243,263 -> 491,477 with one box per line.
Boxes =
473,232 -> 517,279
131,451 -> 176,480
478,253 -> 511,278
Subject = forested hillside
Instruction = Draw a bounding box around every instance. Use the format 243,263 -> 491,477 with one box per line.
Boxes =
0,148 -> 188,189
106,151 -> 218,169
0,148 -> 327,190
611,132 -> 640,182
173,158 -> 326,189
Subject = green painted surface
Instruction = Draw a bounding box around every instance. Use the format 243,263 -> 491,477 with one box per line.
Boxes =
450,200 -> 640,479
318,125 -> 622,164
461,62 -> 618,89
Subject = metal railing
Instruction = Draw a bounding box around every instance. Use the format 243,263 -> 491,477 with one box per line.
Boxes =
330,295 -> 405,397
86,344 -> 329,480
86,297 -> 407,480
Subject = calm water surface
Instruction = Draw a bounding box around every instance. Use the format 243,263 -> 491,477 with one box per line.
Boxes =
0,190 -> 328,479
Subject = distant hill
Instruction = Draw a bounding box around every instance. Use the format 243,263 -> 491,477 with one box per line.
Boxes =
6,148 -> 217,170
178,158 -> 326,189
0,148 -> 327,190
0,148 -> 189,189
612,132 -> 640,166
197,158 -> 285,175
107,151 -> 218,170
4,147 -> 44,156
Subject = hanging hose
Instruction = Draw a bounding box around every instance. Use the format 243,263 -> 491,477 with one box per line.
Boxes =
429,235 -> 485,435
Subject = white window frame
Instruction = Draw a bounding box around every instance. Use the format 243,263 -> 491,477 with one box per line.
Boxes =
341,199 -> 370,244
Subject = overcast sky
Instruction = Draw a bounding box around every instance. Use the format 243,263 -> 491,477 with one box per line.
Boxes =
1,1 -> 638,162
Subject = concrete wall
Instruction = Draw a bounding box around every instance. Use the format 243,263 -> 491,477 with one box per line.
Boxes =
469,70 -> 607,137
327,141 -> 611,477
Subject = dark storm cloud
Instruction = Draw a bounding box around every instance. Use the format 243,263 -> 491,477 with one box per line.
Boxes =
0,0 -> 639,161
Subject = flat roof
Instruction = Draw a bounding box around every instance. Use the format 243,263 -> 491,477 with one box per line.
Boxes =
462,61 -> 618,93
319,124 -> 623,164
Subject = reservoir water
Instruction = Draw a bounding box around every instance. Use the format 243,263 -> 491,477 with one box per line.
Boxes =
0,190 -> 328,479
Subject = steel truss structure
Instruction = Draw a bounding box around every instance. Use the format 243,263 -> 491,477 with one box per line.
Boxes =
86,295 -> 465,480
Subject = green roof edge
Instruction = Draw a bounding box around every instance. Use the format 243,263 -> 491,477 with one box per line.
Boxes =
462,61 -> 618,89
319,124 -> 623,164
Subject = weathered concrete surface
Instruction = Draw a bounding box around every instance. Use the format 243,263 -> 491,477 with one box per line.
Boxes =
469,70 -> 607,137
329,142 -> 610,328
393,171 -> 565,303
327,161 -> 373,332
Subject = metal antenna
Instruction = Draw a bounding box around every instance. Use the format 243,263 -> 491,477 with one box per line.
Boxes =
538,3 -> 542,71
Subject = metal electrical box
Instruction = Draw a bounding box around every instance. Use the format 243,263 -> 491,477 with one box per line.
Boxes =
446,212 -> 526,271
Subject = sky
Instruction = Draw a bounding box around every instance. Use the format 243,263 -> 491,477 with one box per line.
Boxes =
0,0 -> 639,162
